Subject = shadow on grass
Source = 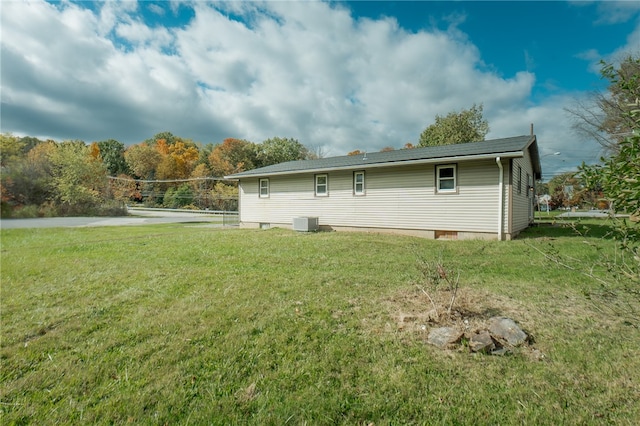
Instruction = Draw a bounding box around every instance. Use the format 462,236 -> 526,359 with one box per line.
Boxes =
518,219 -> 616,240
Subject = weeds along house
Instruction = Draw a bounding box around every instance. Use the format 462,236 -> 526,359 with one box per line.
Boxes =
225,135 -> 542,240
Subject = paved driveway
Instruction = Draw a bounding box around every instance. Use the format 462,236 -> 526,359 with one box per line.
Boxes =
0,210 -> 226,229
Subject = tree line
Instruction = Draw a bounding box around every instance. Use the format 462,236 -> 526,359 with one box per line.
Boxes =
0,134 -> 314,218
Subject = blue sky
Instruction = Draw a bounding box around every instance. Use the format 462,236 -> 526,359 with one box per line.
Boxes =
2,1 -> 639,178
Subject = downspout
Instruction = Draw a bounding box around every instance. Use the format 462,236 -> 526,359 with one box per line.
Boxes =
496,157 -> 504,241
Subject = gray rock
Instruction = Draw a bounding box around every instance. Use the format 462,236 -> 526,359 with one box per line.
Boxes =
427,327 -> 463,348
488,317 -> 528,346
469,331 -> 495,353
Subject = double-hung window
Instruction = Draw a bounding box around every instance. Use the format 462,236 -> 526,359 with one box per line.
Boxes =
315,174 -> 328,196
259,178 -> 269,198
354,171 -> 365,195
436,164 -> 457,193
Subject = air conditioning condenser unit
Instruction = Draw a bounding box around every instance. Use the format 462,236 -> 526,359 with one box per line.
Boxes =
293,217 -> 319,232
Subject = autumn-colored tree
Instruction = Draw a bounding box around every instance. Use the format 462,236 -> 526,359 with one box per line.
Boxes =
189,163 -> 212,208
547,172 -> 590,209
209,181 -> 238,211
168,141 -> 199,179
190,163 -> 210,180
380,146 -> 395,152
0,139 -> 56,211
154,140 -> 200,181
108,175 -> 140,203
155,138 -> 170,156
156,155 -> 179,181
348,149 -> 364,156
209,138 -> 257,177
125,143 -> 162,179
403,142 -> 416,149
89,142 -> 101,160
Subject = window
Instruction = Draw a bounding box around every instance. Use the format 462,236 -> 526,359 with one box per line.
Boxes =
354,171 -> 365,195
436,165 -> 457,193
259,178 -> 269,198
517,166 -> 522,194
315,174 -> 328,196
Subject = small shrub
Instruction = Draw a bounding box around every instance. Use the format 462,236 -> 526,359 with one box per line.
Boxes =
415,254 -> 461,321
12,205 -> 40,218
1,201 -> 14,218
163,184 -> 194,208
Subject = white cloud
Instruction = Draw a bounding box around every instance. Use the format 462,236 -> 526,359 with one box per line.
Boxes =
0,0 -> 624,177
593,1 -> 640,25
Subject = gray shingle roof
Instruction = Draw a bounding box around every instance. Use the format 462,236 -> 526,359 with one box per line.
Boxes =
226,135 -> 541,179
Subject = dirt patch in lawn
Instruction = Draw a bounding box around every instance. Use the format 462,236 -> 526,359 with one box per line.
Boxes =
382,286 -> 552,360
386,286 -> 534,332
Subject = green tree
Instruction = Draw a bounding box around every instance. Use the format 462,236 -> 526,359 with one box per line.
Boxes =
198,142 -> 216,168
48,141 -> 108,214
163,183 -> 194,208
97,139 -> 129,176
578,57 -> 640,216
566,54 -> 640,153
254,137 -> 309,168
579,116 -> 640,217
144,131 -> 179,146
418,104 -> 489,147
19,136 -> 44,154
0,133 -> 25,167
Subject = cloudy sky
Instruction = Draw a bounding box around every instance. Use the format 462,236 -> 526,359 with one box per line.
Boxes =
2,1 -> 639,178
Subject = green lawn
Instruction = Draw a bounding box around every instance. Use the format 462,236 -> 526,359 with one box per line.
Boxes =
1,223 -> 638,424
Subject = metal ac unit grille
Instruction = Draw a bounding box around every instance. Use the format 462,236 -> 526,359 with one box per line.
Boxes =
293,217 -> 319,232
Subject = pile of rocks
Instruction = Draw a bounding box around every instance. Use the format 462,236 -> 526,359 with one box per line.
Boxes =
427,316 -> 532,356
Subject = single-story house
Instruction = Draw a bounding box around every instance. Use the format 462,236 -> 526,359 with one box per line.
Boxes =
225,134 -> 542,240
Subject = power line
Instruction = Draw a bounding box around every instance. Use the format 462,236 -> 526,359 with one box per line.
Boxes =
106,176 -> 230,183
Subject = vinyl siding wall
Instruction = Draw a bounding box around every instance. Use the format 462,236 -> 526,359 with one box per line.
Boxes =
510,150 -> 535,235
239,159 -> 509,236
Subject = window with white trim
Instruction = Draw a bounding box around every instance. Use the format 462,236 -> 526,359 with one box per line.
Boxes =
315,174 -> 328,196
436,164 -> 457,193
259,178 -> 269,198
354,171 -> 365,195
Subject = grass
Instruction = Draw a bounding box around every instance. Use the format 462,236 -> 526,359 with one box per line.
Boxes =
1,222 -> 639,424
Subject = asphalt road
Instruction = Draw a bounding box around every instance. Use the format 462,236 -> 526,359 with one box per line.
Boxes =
0,209 -> 227,229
